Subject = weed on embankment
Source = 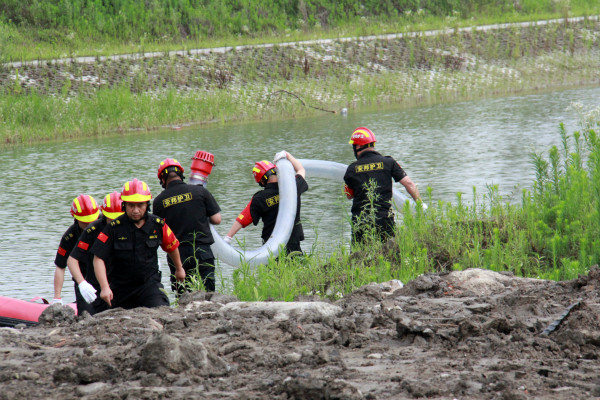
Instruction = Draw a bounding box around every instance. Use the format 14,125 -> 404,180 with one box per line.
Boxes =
1,18 -> 599,144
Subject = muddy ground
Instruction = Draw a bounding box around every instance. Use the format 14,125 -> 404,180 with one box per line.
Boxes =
1,267 -> 599,399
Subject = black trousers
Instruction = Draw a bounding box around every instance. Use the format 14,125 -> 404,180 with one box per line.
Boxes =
167,243 -> 215,294
111,273 -> 169,309
285,241 -> 303,256
261,239 -> 303,260
352,216 -> 395,245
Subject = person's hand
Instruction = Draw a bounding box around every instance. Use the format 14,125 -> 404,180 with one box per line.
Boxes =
175,267 -> 186,283
51,298 -> 63,305
223,235 -> 232,245
100,287 -> 113,307
78,280 -> 97,304
273,151 -> 287,163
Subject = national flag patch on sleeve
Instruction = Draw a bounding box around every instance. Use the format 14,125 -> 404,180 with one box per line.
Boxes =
98,232 -> 109,243
77,241 -> 89,250
236,200 -> 253,227
162,223 -> 180,252
57,246 -> 67,256
344,184 -> 355,199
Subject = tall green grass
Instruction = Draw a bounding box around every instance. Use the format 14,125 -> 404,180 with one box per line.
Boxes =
3,40 -> 598,145
226,110 -> 600,301
0,0 -> 598,61
3,0 -> 594,40
414,116 -> 600,281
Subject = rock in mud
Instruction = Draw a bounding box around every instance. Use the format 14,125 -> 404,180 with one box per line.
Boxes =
38,304 -> 76,325
278,375 -> 364,400
137,331 -> 228,376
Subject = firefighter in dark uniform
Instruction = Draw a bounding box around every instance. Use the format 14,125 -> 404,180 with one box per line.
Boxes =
67,191 -> 124,315
225,151 -> 308,255
343,127 -> 421,244
52,194 -> 100,308
153,158 -> 222,294
91,179 -> 185,309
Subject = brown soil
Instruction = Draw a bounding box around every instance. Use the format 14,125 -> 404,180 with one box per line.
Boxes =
1,267 -> 599,399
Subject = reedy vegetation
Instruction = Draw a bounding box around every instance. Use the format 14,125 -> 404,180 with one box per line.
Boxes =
227,106 -> 600,301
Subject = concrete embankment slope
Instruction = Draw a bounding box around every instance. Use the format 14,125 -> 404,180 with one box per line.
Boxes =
2,15 -> 598,144
5,16 -> 598,68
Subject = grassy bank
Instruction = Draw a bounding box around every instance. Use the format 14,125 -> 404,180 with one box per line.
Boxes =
223,107 -> 600,301
1,0 -> 598,62
2,17 -> 599,145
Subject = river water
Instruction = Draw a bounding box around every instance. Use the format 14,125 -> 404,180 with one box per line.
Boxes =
1,86 -> 598,303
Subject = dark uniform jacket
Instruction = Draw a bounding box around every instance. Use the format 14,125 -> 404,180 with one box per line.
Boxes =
250,175 -> 308,243
54,222 -> 84,278
69,217 -> 107,289
90,213 -> 179,291
153,180 -> 221,245
343,151 -> 407,220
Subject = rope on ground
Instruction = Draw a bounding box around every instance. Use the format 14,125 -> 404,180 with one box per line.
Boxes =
266,90 -> 336,114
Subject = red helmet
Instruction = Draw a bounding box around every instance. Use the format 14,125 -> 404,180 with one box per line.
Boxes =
252,160 -> 276,184
70,194 -> 100,223
349,127 -> 377,146
101,191 -> 124,219
121,179 -> 152,202
157,158 -> 185,180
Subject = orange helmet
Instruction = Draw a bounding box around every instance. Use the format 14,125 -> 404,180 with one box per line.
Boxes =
157,158 -> 185,180
252,160 -> 276,184
70,194 -> 100,223
121,179 -> 152,202
101,191 -> 124,219
349,127 -> 377,146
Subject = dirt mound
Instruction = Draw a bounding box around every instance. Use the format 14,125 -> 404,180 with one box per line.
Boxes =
1,267 -> 599,399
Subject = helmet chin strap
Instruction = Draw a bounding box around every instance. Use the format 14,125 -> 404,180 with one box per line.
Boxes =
161,169 -> 184,188
353,144 -> 373,159
259,169 -> 276,186
258,175 -> 270,187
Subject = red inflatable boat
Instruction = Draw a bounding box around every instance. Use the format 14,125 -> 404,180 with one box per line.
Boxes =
0,296 -> 77,327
